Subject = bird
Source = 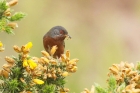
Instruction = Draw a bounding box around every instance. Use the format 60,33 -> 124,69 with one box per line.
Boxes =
43,26 -> 71,58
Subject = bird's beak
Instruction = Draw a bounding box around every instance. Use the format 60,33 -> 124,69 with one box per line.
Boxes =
65,34 -> 71,39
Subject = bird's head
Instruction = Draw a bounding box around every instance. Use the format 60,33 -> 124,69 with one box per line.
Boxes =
46,26 -> 71,40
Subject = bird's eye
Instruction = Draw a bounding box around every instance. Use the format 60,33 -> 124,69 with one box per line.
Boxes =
60,30 -> 64,34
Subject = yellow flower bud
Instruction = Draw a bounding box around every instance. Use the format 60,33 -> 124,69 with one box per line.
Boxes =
4,8 -> 11,16
52,73 -> 57,80
1,70 -> 9,78
0,70 -> 2,76
20,78 -> 25,83
25,67 -> 31,73
61,54 -> 66,62
109,66 -> 119,75
50,60 -> 57,65
62,71 -> 69,77
5,56 -> 15,64
47,73 -> 52,78
5,12 -> 11,16
7,0 -> 18,7
7,22 -> 18,29
50,45 -> 57,56
127,71 -> 137,77
66,50 -> 70,58
0,47 -> 5,52
69,59 -> 79,64
60,88 -> 70,93
70,66 -> 77,72
2,64 -> 12,72
40,57 -> 49,64
41,50 -> 50,58
13,45 -> 21,53
22,54 -> 29,60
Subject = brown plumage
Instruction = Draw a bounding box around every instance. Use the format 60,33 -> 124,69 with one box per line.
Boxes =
43,26 -> 71,58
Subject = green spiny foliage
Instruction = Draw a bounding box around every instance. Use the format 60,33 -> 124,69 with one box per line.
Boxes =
0,0 -> 26,34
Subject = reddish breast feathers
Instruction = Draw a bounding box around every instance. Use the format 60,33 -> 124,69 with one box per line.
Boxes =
43,36 -> 64,58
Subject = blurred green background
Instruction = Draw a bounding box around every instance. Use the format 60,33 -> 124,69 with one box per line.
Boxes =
1,0 -> 140,92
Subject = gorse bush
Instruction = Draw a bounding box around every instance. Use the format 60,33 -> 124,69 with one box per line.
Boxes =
0,42 -> 78,93
82,62 -> 140,93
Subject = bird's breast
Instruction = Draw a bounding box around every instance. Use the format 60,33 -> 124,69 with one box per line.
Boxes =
43,36 -> 65,57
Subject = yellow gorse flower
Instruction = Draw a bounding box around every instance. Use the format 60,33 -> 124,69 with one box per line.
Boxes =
0,41 -> 3,47
33,79 -> 44,84
25,42 -> 33,49
22,42 -> 33,54
23,59 -> 37,70
0,41 -> 5,52
28,59 -> 37,69
23,59 -> 28,67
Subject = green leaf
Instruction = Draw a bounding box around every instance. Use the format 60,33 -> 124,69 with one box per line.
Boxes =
136,62 -> 140,71
0,0 -> 8,10
94,83 -> 108,93
4,79 -> 19,92
55,78 -> 66,86
0,18 -> 14,34
0,0 -> 8,18
4,26 -> 14,34
9,12 -> 26,21
10,67 -> 22,78
41,84 -> 55,93
117,82 -> 125,93
108,75 -> 117,92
